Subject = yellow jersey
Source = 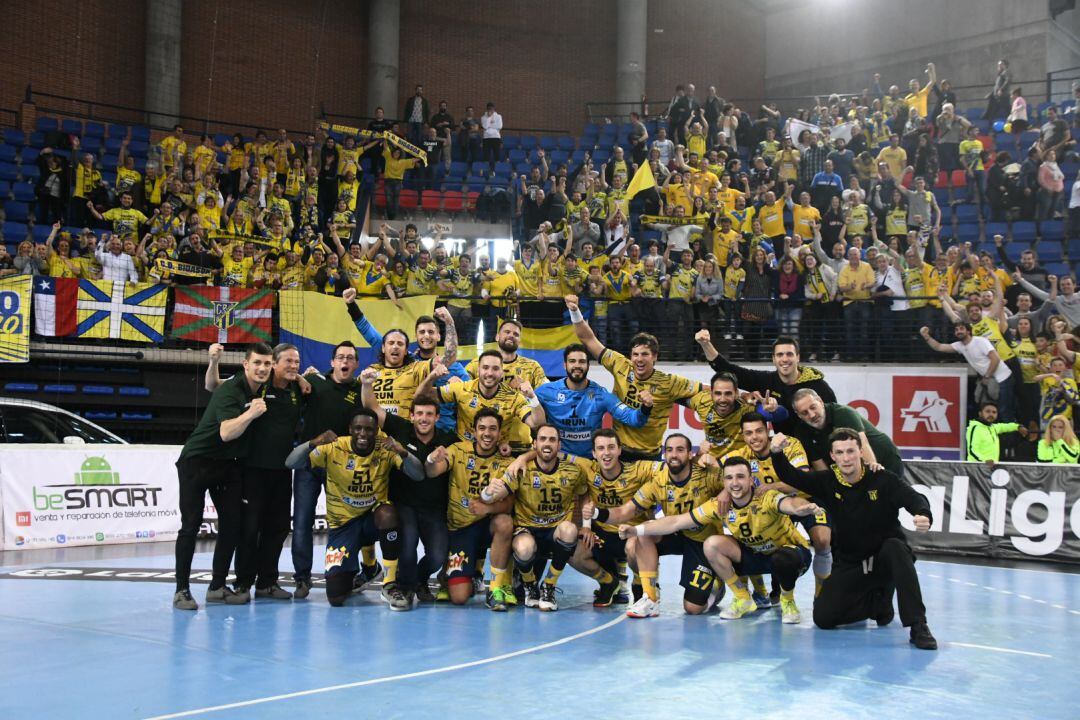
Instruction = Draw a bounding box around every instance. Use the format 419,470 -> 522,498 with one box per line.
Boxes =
972,316 -> 1015,361
603,269 -> 633,303
484,270 -> 519,308
690,489 -> 809,554
668,266 -> 698,300
514,258 -> 543,298
370,358 -> 433,419
723,267 -> 745,300
465,353 -> 547,390
687,394 -> 752,457
101,208 -> 148,238
444,441 -> 513,531
436,379 -> 534,448
632,463 -> 724,542
712,229 -> 741,267
354,260 -> 391,297
722,439 -> 810,488
568,455 -> 660,532
758,199 -> 786,237
601,348 -> 701,455
308,436 -> 402,528
792,205 -> 820,238
504,458 -> 588,529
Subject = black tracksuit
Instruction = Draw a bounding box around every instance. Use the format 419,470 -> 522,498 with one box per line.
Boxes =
771,451 -> 933,629
708,354 -> 836,433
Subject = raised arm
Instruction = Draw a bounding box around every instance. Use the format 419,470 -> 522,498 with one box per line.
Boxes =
919,326 -> 955,353
358,367 -> 388,426
204,343 -> 225,391
565,294 -> 606,359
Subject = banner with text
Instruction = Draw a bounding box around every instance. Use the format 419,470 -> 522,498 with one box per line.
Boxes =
588,363 -> 969,460
902,460 -> 1080,564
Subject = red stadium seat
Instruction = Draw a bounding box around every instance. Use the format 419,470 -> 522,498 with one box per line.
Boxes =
374,188 -> 387,208
443,190 -> 464,212
400,189 -> 419,210
421,190 -> 442,211
465,192 -> 480,211
951,170 -> 967,187
935,171 -> 949,188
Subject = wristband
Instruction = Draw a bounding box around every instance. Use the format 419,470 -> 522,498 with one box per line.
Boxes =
569,307 -> 585,324
594,507 -> 610,523
635,524 -> 646,537
582,518 -> 592,529
526,394 -> 540,408
480,488 -> 495,503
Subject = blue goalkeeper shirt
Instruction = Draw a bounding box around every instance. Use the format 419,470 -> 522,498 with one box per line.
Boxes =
535,378 -> 649,456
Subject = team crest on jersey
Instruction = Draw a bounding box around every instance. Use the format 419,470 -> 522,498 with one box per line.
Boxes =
869,490 -> 878,501
345,458 -> 356,471
592,474 -> 603,488
557,392 -> 566,402
466,457 -> 476,470
706,412 -> 715,423
469,397 -> 478,408
750,460 -> 759,472
532,474 -> 542,488
345,391 -> 357,404
667,489 -> 676,502
727,509 -> 737,523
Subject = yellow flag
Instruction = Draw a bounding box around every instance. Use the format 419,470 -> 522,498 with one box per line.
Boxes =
626,161 -> 656,198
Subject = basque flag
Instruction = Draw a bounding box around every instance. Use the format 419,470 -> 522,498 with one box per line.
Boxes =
32,276 -> 78,337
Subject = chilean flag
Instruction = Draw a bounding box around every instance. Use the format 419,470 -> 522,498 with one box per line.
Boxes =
32,277 -> 78,336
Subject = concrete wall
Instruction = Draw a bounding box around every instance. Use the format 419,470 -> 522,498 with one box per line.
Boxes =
764,0 -> 1058,111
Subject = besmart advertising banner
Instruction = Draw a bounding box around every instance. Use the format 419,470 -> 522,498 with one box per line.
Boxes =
590,364 -> 969,460
0,445 -> 182,550
0,445 -> 328,550
902,460 -> 1080,564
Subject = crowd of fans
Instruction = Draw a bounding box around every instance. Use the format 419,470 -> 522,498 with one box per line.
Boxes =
2,61 -> 1080,443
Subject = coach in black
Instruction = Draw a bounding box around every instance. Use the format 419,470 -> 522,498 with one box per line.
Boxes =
789,388 -> 904,477
173,342 -> 272,611
768,428 -> 938,650
360,366 -> 457,603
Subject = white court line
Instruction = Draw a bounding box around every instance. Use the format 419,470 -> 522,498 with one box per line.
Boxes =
949,642 -> 1052,658
143,614 -> 628,719
923,560 -> 1080,577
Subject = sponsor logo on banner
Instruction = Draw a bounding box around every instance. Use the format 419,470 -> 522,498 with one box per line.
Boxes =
16,511 -> 30,527
893,376 -> 960,450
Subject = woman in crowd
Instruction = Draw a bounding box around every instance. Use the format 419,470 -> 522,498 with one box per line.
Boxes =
775,256 -> 804,340
1037,148 -> 1065,221
1038,414 -> 1079,464
740,246 -> 775,360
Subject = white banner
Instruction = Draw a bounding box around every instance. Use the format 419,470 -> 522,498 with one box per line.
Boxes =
0,445 -> 182,551
588,363 -> 969,460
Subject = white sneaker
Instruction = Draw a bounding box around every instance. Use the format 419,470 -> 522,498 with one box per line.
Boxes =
472,576 -> 486,596
627,595 -> 660,618
780,596 -> 801,624
720,596 -> 758,619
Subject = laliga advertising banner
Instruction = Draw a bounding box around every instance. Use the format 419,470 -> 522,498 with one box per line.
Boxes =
0,445 -> 328,550
0,445 -> 182,550
589,363 -> 969,459
902,461 -> 1080,564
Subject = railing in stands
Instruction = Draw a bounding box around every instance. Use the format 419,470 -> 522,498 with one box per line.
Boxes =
320,109 -> 572,136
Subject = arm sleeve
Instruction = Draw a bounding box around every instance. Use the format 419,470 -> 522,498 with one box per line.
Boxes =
770,450 -> 834,504
604,389 -> 650,428
886,472 -> 932,522
1016,275 -> 1050,301
346,301 -> 384,350
708,354 -> 772,392
755,402 -> 790,424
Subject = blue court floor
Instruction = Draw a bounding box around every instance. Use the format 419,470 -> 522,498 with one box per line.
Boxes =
1,541 -> 1077,720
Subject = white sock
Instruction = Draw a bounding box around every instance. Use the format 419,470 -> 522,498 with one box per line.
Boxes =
813,548 -> 833,578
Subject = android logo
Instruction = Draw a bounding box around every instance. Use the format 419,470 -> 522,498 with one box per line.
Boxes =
75,456 -> 120,486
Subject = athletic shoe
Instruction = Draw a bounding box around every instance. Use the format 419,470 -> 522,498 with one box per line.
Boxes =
415,583 -> 436,603
293,580 -> 311,600
522,580 -> 541,608
720,596 -> 758,620
706,581 -> 726,612
233,582 -> 251,595
512,572 -> 525,604
472,576 -> 486,597
592,579 -> 620,607
501,584 -> 518,607
435,582 -> 450,602
909,621 -> 938,650
381,582 -> 412,611
173,589 -> 198,611
626,595 -> 660,618
780,597 -> 801,624
354,562 -> 384,592
486,585 -> 509,612
631,582 -> 643,603
538,583 -> 559,611
751,590 -> 771,609
255,584 -> 293,600
769,588 -> 781,607
206,586 -> 249,605
613,579 -> 630,604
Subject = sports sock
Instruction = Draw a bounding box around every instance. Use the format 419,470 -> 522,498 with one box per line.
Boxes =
514,555 -> 537,583
544,566 -> 565,587
591,567 -> 614,585
725,575 -> 751,601
377,527 -> 400,584
545,537 -> 577,587
750,575 -> 767,596
382,559 -> 398,584
617,560 -> 629,583
812,548 -> 833,579
781,588 -> 794,601
640,571 -> 659,601
361,545 -> 377,569
491,566 -> 509,589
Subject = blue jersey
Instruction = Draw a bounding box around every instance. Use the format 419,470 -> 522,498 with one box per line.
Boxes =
534,379 -> 649,457
434,360 -> 470,432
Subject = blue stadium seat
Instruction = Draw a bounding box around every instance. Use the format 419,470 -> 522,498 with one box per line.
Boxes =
20,165 -> 39,181
1044,261 -> 1070,277
121,412 -> 153,421
85,411 -> 117,420
985,222 -> 1009,238
213,133 -> 230,146
519,135 -> 538,150
0,180 -> 10,199
0,146 -> 15,164
3,201 -> 28,222
493,162 -> 512,176
107,124 -> 129,139
0,163 -> 18,181
1003,241 -> 1028,261
1068,239 -> 1080,258
514,162 -> 531,176
100,171 -> 116,187
127,140 -> 148,156
21,147 -> 40,164
1041,220 -> 1065,240
2,128 -> 24,145
448,161 -> 468,177
82,385 -> 116,395
2,221 -> 27,240
84,122 -> 105,138
130,126 -> 151,142
13,183 -> 34,202
31,225 -> 52,242
104,137 -> 122,153
102,155 -> 119,172
43,384 -> 77,394
503,136 -> 520,152
80,136 -> 102,154
36,117 -> 58,132
557,136 -> 576,151
1037,243 -> 1063,263
3,382 -> 38,393
550,150 -> 569,166
954,224 -> 980,242
538,136 -> 558,152
27,132 -> 45,149
118,386 -> 150,397
61,119 -> 82,135
1011,221 -> 1037,242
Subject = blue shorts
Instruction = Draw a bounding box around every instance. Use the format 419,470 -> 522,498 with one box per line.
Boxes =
446,521 -> 494,581
324,513 -> 380,578
733,544 -> 812,577
655,533 -> 716,606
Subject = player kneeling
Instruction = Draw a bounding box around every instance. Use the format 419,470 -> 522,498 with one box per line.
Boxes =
622,456 -> 820,624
